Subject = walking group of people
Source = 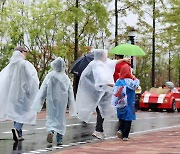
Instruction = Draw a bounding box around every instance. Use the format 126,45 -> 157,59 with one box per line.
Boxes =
0,46 -> 139,145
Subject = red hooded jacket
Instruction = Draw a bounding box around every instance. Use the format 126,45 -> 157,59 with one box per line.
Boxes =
113,62 -> 134,81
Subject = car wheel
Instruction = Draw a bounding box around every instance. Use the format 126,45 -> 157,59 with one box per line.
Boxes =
177,109 -> 180,112
167,100 -> 176,113
140,108 -> 149,111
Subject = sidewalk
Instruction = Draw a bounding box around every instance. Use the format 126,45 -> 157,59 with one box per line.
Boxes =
54,127 -> 180,154
37,110 -> 46,119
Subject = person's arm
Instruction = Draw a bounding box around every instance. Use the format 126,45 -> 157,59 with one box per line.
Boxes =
117,58 -> 131,64
107,83 -> 114,87
125,78 -> 140,90
31,75 -> 48,112
68,83 -> 77,116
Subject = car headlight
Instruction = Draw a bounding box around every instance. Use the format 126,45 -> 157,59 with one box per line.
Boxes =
163,98 -> 169,103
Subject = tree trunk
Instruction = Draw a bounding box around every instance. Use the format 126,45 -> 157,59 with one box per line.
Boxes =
115,0 -> 118,46
152,0 -> 155,87
168,49 -> 171,81
74,0 -> 78,61
73,0 -> 79,97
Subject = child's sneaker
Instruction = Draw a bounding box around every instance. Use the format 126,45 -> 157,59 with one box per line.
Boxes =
12,128 -> 19,142
47,132 -> 53,143
92,131 -> 104,140
122,137 -> 129,141
117,130 -> 122,139
18,136 -> 24,141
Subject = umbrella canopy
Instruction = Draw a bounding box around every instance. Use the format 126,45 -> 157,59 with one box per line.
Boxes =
109,44 -> 146,56
71,52 -> 94,76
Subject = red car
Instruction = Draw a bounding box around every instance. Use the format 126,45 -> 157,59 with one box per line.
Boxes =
139,87 -> 180,112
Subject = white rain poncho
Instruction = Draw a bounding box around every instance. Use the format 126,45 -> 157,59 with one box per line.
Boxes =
0,51 -> 39,124
32,57 -> 76,135
76,49 -> 117,123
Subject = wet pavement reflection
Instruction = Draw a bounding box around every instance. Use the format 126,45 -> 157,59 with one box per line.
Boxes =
0,111 -> 180,154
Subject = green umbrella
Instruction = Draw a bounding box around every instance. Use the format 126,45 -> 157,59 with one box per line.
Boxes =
109,44 -> 146,56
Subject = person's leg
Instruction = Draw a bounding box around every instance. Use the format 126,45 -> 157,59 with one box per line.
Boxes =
12,121 -> 24,142
14,121 -> 23,137
122,120 -> 132,139
118,119 -> 124,132
56,133 -> 63,145
117,119 -> 124,139
92,107 -> 105,139
95,107 -> 104,132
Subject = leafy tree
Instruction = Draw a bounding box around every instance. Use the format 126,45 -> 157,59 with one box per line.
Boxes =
135,0 -> 168,89
0,0 -> 112,85
162,0 -> 180,86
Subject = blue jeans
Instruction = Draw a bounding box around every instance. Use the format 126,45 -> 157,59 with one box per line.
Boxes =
56,133 -> 63,143
14,121 -> 23,137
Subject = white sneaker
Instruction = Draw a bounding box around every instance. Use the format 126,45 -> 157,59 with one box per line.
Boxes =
18,136 -> 24,141
117,130 -> 122,139
92,131 -> 104,140
122,137 -> 129,141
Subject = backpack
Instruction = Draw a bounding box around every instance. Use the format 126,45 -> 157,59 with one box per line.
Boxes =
112,83 -> 127,109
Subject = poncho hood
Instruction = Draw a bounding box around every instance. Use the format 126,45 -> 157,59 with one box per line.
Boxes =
10,50 -> 25,64
51,57 -> 65,73
93,49 -> 108,62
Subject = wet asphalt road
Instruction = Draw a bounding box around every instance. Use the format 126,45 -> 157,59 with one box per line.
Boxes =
0,111 -> 180,154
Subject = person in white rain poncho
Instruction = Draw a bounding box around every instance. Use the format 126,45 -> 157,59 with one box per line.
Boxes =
76,49 -> 130,140
32,57 -> 76,145
0,46 -> 39,142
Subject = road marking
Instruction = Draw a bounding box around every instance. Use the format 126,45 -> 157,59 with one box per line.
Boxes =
29,151 -> 41,153
36,149 -> 49,152
35,127 -> 46,130
2,115 -> 180,134
2,131 -> 12,134
76,141 -> 87,144
2,129 -> 28,134
52,146 -> 63,149
60,144 -> 71,147
130,125 -> 180,135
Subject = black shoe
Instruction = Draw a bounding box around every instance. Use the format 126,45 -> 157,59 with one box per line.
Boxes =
12,128 -> 19,142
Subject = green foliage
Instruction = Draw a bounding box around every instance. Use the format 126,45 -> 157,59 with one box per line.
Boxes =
0,0 -> 111,84
0,0 -> 179,88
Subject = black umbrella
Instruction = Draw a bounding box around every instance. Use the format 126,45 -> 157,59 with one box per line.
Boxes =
71,52 -> 94,76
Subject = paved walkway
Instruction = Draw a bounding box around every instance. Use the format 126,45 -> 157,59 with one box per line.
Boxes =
37,110 -> 46,119
54,127 -> 180,154
37,111 -> 180,154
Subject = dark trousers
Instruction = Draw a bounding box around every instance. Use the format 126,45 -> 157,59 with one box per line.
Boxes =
95,107 -> 104,132
118,119 -> 132,138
